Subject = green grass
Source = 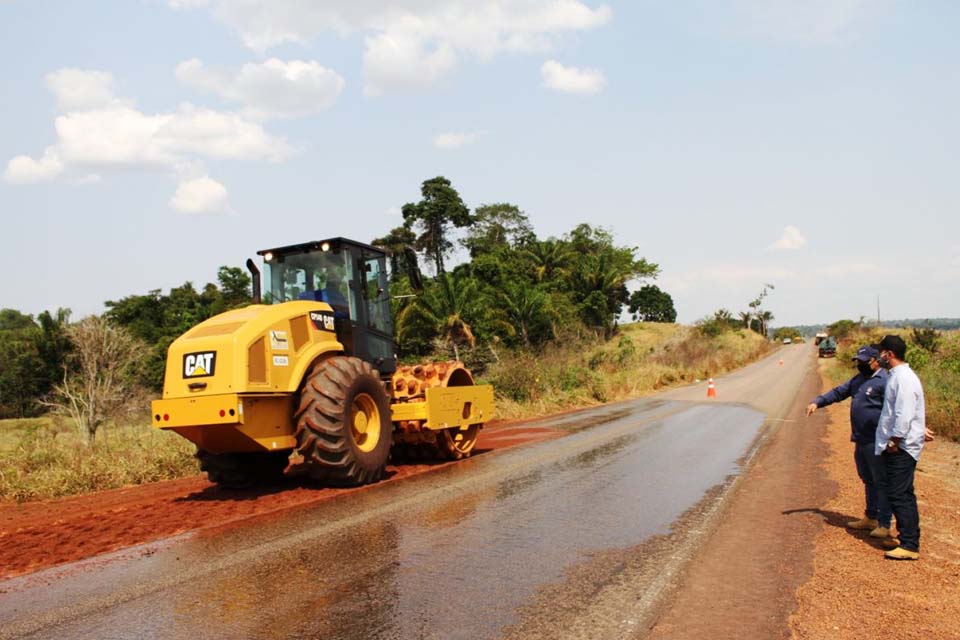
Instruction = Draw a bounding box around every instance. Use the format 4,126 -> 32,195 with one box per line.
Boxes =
0,418 -> 197,502
483,322 -> 772,420
821,327 -> 960,442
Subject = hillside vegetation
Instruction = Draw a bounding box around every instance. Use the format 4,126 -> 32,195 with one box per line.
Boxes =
822,324 -> 960,442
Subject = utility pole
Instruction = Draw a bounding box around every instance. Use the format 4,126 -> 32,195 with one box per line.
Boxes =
877,296 -> 881,326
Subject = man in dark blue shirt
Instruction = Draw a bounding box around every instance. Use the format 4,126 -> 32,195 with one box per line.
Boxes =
806,345 -> 891,540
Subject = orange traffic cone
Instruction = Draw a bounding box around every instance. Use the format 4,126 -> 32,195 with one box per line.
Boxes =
707,378 -> 717,398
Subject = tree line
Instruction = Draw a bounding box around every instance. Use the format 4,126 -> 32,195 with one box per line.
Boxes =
373,177 -> 674,358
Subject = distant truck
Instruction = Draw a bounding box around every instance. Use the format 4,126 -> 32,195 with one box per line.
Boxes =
818,336 -> 837,358
814,332 -> 828,346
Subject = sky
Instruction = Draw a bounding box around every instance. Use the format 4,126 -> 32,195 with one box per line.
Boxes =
1,0 -> 958,326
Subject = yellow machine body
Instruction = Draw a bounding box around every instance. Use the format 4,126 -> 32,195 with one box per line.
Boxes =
151,301 -> 344,453
151,301 -> 494,455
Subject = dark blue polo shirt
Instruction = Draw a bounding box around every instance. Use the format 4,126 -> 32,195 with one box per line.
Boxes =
814,368 -> 888,444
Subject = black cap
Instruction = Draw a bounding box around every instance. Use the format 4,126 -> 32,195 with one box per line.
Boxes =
878,334 -> 907,360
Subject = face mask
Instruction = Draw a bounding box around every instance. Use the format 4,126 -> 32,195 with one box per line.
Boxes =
878,354 -> 891,369
857,361 -> 873,376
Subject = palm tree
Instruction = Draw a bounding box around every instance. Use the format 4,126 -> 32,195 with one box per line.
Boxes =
522,240 -> 575,284
572,252 -> 636,337
759,310 -> 775,337
739,311 -> 752,329
396,272 -> 506,360
497,282 -> 555,346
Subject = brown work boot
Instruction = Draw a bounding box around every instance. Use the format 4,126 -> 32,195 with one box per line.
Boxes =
884,547 -> 920,560
846,517 -> 879,530
881,537 -> 900,550
869,526 -> 890,538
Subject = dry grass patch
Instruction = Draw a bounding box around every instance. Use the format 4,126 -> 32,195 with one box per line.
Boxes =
485,323 -> 772,420
0,418 -> 196,502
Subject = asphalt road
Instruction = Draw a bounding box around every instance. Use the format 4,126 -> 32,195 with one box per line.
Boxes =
0,344 -> 812,640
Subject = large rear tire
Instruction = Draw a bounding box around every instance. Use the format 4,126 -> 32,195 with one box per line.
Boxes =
294,356 -> 392,485
197,450 -> 290,489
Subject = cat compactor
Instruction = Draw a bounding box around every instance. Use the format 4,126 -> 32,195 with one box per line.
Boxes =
151,238 -> 494,488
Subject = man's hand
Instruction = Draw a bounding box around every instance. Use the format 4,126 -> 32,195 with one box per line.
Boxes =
887,437 -> 901,452
925,427 -> 936,442
805,403 -> 818,417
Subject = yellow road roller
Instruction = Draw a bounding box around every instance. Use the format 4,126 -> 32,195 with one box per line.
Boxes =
151,237 -> 494,488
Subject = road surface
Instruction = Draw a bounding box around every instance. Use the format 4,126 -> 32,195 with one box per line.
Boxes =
0,344 -> 812,640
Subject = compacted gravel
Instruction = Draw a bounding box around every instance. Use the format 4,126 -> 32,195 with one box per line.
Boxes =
789,364 -> 960,640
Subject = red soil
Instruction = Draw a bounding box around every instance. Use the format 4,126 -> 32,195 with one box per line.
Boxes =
0,424 -> 560,579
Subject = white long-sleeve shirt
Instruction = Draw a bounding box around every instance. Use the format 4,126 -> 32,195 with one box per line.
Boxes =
875,363 -> 926,460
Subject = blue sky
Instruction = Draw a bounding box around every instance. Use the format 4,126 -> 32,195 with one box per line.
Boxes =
1,0 -> 957,326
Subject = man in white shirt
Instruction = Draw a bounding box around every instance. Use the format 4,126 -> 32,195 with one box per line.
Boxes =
874,334 -> 926,560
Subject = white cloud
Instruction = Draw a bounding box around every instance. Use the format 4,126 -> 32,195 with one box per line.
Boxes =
45,69 -> 130,112
769,225 -> 807,250
168,1 -> 613,94
7,68 -> 293,210
540,59 -> 606,94
4,147 -> 64,184
47,103 -> 292,167
170,175 -> 229,214
176,58 -> 345,119
733,0 -> 880,45
363,30 -> 458,96
432,131 -> 479,150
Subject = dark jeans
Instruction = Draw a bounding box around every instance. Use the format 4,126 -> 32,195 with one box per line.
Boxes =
881,448 -> 921,551
854,442 -> 891,527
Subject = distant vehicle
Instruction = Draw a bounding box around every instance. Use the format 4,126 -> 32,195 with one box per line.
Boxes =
814,332 -> 828,345
818,336 -> 837,358
782,338 -> 792,344
792,336 -> 804,344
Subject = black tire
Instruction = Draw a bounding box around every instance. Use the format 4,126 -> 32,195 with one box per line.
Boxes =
294,356 -> 392,485
197,449 -> 290,489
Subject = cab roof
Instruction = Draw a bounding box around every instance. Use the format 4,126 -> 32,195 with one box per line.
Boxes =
256,237 -> 388,258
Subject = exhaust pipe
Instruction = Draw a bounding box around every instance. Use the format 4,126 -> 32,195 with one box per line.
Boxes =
246,258 -> 261,304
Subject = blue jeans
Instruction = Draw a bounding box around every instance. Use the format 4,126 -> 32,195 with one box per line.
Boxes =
882,448 -> 920,551
854,442 -> 891,528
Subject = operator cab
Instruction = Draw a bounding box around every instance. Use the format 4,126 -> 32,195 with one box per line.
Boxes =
256,238 -> 396,374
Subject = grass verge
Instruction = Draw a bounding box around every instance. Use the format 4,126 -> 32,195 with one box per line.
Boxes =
483,322 -> 772,420
0,418 -> 196,502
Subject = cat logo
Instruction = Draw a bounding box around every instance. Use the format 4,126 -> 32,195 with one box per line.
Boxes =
310,311 -> 336,332
183,351 -> 216,378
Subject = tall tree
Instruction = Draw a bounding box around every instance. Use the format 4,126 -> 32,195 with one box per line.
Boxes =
565,224 -> 660,337
747,283 -> 775,335
216,266 -> 252,310
461,203 -> 535,258
373,224 -> 420,284
401,176 -> 472,275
